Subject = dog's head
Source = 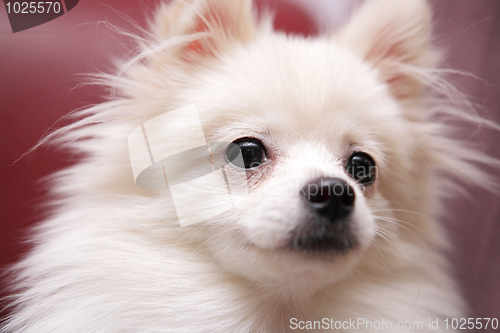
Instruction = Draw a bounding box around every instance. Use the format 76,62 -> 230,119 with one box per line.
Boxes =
115,0 -> 485,295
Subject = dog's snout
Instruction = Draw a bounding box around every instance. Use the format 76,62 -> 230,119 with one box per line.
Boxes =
300,178 -> 355,222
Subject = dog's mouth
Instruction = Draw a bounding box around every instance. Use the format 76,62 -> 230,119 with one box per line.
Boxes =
287,217 -> 359,254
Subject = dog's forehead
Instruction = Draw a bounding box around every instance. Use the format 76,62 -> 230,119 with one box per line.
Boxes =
197,35 -> 402,146
235,36 -> 386,108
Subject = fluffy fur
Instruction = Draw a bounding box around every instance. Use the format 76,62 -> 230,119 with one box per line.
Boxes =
2,0 -> 498,331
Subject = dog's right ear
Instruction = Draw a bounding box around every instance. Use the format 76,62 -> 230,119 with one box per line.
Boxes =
152,0 -> 256,62
335,0 -> 439,100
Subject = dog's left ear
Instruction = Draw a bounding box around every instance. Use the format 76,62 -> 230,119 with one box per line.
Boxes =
153,0 -> 256,62
335,0 -> 439,100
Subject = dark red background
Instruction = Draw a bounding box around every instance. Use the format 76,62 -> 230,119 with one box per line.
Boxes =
1,0 -> 499,327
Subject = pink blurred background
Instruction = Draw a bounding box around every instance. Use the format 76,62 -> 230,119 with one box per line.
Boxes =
1,0 -> 499,328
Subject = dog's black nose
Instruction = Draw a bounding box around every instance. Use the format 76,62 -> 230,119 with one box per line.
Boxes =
300,178 -> 355,222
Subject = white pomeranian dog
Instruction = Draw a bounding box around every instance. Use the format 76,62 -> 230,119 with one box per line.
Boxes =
3,0 -> 498,332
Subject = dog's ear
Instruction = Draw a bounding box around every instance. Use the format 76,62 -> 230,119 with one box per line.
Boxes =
335,0 -> 439,100
153,0 -> 256,61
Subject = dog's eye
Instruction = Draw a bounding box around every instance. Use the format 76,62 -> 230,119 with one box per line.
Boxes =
346,152 -> 376,185
226,138 -> 266,169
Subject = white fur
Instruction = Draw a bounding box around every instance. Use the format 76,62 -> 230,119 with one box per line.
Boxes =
3,0 -> 498,332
